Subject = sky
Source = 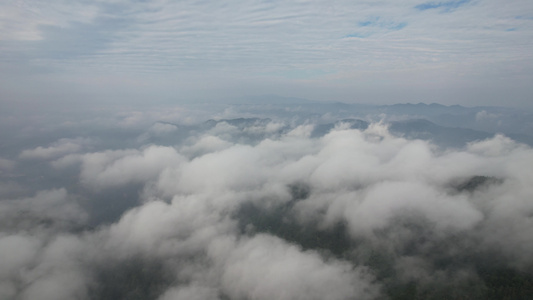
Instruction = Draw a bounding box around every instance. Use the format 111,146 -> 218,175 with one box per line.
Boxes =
1,0 -> 533,107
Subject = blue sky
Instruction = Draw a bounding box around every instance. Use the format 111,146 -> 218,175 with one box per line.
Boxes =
415,0 -> 471,12
1,0 -> 532,107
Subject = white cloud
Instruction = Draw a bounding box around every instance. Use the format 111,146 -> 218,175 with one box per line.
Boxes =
20,137 -> 92,160
2,120 -> 533,299
19,235 -> 90,300
208,234 -> 379,300
0,189 -> 88,231
53,146 -> 185,189
180,135 -> 233,158
0,158 -> 15,171
158,285 -> 220,300
475,110 -> 499,122
0,235 -> 40,278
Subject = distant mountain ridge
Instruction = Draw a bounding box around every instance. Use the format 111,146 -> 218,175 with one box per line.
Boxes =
204,117 -> 273,128
223,96 -> 533,141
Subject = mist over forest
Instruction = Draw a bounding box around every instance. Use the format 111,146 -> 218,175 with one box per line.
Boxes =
1,100 -> 532,300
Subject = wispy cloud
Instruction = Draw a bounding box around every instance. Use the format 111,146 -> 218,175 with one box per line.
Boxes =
356,16 -> 407,30
343,33 -> 371,39
0,0 -> 532,106
345,17 -> 407,39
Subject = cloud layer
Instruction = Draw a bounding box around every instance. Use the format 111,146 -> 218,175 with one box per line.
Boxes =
1,0 -> 532,106
2,116 -> 533,299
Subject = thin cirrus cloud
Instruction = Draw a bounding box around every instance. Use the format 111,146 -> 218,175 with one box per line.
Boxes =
345,17 -> 408,38
0,0 -> 532,106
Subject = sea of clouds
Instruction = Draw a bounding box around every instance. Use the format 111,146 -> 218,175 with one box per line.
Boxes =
0,107 -> 532,299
